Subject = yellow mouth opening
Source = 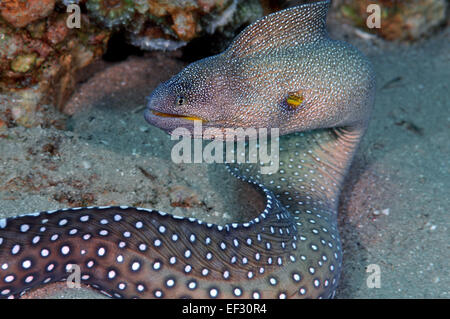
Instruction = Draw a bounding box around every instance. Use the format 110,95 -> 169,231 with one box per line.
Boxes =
152,111 -> 206,122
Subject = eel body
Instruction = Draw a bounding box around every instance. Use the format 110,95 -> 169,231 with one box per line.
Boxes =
0,0 -> 374,299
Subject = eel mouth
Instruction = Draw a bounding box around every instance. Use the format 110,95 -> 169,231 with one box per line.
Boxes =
151,110 -> 207,122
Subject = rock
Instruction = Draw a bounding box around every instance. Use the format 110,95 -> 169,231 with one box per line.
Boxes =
335,0 -> 448,41
1,0 -> 55,28
10,53 -> 38,73
0,15 -> 109,128
0,0 -> 264,128
127,0 -> 263,50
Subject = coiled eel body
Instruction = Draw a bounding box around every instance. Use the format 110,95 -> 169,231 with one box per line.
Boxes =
0,0 -> 374,299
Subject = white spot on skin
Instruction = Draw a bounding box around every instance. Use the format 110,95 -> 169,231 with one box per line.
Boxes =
269,277 -> 277,286
11,244 -> 20,255
97,247 -> 106,257
108,270 -> 116,279
154,239 -> 162,247
131,262 -> 141,271
58,219 -> 68,226
209,288 -> 219,298
166,278 -> 175,288
61,246 -> 70,255
25,276 -> 34,283
153,290 -> 162,297
1,289 -> 11,295
152,261 -> 161,270
41,249 -> 49,257
5,275 -> 15,283
22,260 -> 32,269
187,280 -> 197,290
137,284 -> 145,292
314,279 -> 320,288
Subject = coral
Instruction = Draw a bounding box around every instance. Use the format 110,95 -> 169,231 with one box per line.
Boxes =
131,0 -> 263,51
134,0 -> 149,15
129,34 -> 187,51
225,0 -> 264,34
10,53 -> 38,73
0,6 -> 110,128
336,0 -> 448,40
0,0 -> 55,28
86,0 -> 135,29
191,0 -> 264,54
205,0 -> 239,34
170,10 -> 197,41
0,0 -> 265,128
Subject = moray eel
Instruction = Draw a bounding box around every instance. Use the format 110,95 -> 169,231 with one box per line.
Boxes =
0,0 -> 374,299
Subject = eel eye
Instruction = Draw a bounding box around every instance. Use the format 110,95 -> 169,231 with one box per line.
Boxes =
176,95 -> 186,106
286,91 -> 304,109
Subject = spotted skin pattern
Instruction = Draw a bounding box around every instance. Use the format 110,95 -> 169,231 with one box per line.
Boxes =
0,1 -> 374,299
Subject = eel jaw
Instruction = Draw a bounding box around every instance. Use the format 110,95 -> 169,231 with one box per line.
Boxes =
150,110 -> 207,122
144,108 -> 210,135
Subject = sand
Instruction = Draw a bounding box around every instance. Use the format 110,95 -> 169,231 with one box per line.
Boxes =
0,22 -> 448,298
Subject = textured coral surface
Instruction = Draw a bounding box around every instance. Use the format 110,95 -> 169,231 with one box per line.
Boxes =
0,0 -> 263,128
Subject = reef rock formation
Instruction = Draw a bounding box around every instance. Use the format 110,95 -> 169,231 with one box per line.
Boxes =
0,0 -> 263,128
